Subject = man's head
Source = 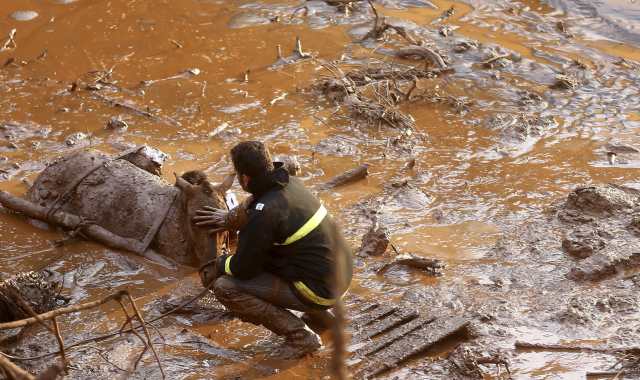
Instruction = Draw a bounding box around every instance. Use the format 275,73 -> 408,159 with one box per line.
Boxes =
231,141 -> 274,191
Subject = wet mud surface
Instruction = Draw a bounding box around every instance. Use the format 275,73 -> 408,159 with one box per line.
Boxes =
3,0 -> 640,378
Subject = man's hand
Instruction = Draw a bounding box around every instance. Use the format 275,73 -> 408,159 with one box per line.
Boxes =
193,206 -> 230,234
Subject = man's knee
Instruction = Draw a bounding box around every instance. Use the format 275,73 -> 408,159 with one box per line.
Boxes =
213,276 -> 240,302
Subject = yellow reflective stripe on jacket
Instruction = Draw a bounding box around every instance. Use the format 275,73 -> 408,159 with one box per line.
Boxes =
274,205 -> 327,246
224,256 -> 234,276
293,281 -> 346,306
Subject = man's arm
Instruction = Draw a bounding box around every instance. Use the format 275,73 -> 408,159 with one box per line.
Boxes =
216,200 -> 282,279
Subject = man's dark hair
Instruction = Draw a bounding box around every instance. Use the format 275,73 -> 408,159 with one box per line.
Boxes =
231,141 -> 274,178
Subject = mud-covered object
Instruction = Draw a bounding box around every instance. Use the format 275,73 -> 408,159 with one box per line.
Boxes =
569,243 -> 640,281
25,149 -> 229,268
0,272 -> 57,323
562,183 -> 640,218
562,225 -> 614,259
272,154 -> 301,176
447,342 -> 513,379
27,149 -> 176,244
358,223 -> 390,257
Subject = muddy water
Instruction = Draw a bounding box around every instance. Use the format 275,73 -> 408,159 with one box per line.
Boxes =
3,0 -> 640,378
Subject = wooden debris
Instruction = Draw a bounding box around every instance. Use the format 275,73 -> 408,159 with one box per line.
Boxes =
270,36 -> 311,68
1,29 -> 17,51
0,189 -> 149,255
376,251 -> 443,275
92,92 -> 181,126
33,49 -> 48,61
140,68 -> 200,86
316,163 -> 370,192
169,39 -> 183,48
362,0 -> 419,45
349,308 -> 420,343
353,316 -> 470,379
1,58 -> 16,68
396,46 -> 447,69
479,53 -> 511,68
346,304 -> 398,333
207,122 -> 230,138
352,315 -> 436,356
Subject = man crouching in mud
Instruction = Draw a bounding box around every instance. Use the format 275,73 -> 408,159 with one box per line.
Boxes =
193,141 -> 353,360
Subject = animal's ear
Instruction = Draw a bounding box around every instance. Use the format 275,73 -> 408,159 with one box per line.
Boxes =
216,173 -> 236,194
174,173 -> 193,192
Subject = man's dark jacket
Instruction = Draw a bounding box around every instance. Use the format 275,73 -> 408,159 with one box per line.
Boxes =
216,162 -> 353,307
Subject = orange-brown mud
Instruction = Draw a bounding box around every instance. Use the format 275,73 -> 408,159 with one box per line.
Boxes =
3,0 -> 640,378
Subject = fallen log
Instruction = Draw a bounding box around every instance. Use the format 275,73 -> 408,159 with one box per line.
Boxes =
0,190 -> 150,256
316,163 -> 370,192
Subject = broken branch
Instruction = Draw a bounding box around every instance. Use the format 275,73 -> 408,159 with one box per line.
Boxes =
91,92 -> 181,127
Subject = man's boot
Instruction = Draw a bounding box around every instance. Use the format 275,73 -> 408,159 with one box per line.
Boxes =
214,277 -> 321,360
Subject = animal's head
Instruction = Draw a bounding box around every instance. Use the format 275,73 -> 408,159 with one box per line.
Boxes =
174,171 -> 234,286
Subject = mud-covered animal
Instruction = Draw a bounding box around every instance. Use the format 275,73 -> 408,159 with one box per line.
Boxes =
25,148 -> 233,285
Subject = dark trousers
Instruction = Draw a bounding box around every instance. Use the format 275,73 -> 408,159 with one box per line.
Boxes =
217,271 -> 320,313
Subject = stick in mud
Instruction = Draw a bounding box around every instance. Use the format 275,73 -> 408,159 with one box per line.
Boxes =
316,163 -> 370,192
1,29 -> 17,51
1,58 -> 16,68
270,37 -> 311,68
92,92 -> 181,127
140,68 -> 200,86
0,354 -> 69,380
169,39 -> 183,49
396,46 -> 447,69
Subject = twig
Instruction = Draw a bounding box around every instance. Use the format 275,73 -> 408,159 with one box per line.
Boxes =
201,81 -> 207,97
169,39 -> 182,49
2,281 -> 218,361
0,289 -> 127,331
33,49 -> 48,61
1,29 -> 17,51
479,53 -> 510,67
313,115 -> 334,129
125,291 -> 166,379
51,317 -> 67,365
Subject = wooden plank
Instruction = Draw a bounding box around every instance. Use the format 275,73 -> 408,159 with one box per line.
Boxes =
346,304 -> 397,333
350,308 -> 420,343
352,314 -> 437,357
353,316 -> 470,379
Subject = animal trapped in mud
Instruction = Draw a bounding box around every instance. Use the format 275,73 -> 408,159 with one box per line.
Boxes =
0,146 -> 234,286
194,141 -> 354,360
